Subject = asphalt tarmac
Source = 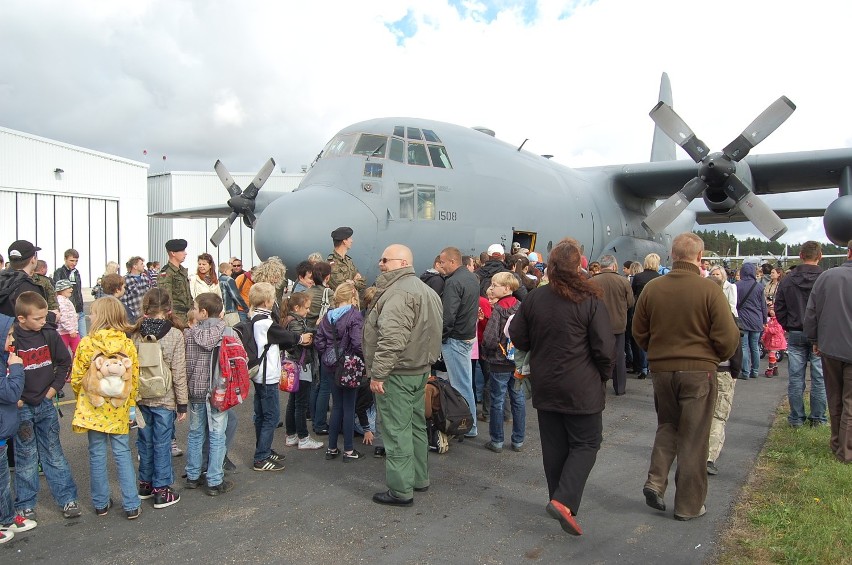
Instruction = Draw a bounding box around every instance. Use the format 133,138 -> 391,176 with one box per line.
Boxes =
4,363 -> 790,565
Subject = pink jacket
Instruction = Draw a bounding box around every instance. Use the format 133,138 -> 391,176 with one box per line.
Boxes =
762,317 -> 787,351
57,295 -> 77,335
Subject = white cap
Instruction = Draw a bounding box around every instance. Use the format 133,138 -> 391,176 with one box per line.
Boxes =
487,243 -> 504,256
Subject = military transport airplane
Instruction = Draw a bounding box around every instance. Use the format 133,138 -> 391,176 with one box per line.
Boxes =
152,74 -> 852,282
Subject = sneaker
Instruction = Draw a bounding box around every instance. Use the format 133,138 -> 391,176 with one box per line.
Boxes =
511,443 -> 524,452
62,501 -> 81,519
298,436 -> 324,450
342,449 -> 362,462
185,474 -> 205,489
285,434 -> 299,447
484,441 -> 503,453
2,514 -> 37,533
706,461 -> 719,476
126,506 -> 142,520
315,428 -> 329,436
325,448 -> 340,460
373,446 -> 386,458
435,431 -> 449,454
95,498 -> 113,516
138,481 -> 154,500
764,368 -> 774,378
152,486 -> 181,509
268,450 -> 285,462
253,457 -> 286,472
171,440 -> 184,457
223,456 -> 237,472
17,508 -> 35,521
0,530 -> 13,544
204,479 -> 234,496
772,366 -> 779,376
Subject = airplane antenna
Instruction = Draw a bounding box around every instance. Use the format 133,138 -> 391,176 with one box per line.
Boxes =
517,139 -> 528,152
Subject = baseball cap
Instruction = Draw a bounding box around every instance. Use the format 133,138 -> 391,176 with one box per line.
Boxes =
8,240 -> 41,262
487,243 -> 504,256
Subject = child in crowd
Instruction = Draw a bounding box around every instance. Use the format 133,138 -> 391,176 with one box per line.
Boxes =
282,292 -> 323,451
131,288 -> 188,509
12,292 -> 80,521
0,314 -> 36,543
70,296 -> 142,519
249,283 -> 311,471
54,279 -> 80,355
184,292 -> 233,495
762,304 -> 787,378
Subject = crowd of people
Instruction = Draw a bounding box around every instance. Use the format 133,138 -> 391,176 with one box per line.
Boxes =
0,228 -> 849,543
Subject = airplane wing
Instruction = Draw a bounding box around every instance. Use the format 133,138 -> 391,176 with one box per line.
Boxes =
695,208 -> 826,225
149,204 -> 232,219
590,147 -> 852,200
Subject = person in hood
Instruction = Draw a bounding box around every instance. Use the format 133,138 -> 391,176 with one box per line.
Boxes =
315,282 -> 364,461
735,262 -> 768,379
419,255 -> 445,297
474,244 -> 527,300
0,241 -> 52,323
71,296 -> 141,519
0,313 -> 37,541
775,241 -> 826,427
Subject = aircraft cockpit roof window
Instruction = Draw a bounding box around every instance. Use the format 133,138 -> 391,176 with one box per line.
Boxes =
354,134 -> 388,158
393,126 -> 405,137
406,127 -> 423,140
422,129 -> 441,143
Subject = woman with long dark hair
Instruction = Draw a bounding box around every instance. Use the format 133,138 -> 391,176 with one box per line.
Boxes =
509,239 -> 614,536
188,253 -> 221,300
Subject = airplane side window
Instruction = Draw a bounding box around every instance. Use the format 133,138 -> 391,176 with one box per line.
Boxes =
417,187 -> 435,220
354,134 -> 388,158
389,137 -> 404,163
406,127 -> 423,140
399,183 -> 415,220
393,126 -> 405,138
407,142 -> 430,166
324,133 -> 358,158
423,129 -> 441,143
428,144 -> 452,169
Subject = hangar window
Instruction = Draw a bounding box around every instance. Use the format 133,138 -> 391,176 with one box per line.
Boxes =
354,134 -> 387,158
398,183 -> 436,221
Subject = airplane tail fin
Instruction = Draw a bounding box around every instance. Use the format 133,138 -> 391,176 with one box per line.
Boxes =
650,72 -> 676,162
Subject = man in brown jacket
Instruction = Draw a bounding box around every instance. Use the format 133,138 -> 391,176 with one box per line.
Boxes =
632,233 -> 740,521
590,255 -> 634,395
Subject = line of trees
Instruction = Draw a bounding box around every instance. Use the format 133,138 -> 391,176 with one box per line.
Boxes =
693,230 -> 847,258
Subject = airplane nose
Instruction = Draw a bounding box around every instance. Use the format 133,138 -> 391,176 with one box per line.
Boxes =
254,186 -> 379,270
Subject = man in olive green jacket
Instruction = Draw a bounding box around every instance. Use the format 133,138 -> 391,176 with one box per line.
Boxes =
158,239 -> 192,324
366,244 -> 443,507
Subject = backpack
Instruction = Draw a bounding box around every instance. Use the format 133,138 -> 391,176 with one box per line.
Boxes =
136,335 -> 172,399
209,329 -> 251,411
233,313 -> 273,374
429,377 -> 473,437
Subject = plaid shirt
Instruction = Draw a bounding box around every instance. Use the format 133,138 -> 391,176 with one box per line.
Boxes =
122,273 -> 151,322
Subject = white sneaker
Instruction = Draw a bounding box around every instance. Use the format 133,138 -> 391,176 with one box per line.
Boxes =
436,431 -> 449,454
285,434 -> 299,447
171,440 -> 184,457
298,436 -> 324,450
2,515 -> 37,533
0,530 -> 13,544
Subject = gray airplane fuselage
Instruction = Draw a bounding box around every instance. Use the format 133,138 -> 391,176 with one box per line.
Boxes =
254,117 -> 682,282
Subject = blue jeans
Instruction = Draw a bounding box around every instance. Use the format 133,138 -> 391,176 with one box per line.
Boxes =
286,380 -> 312,438
472,359 -> 486,403
442,338 -> 477,437
186,401 -> 228,487
488,371 -> 526,447
0,443 -> 13,525
77,311 -> 88,337
328,378 -> 358,452
14,398 -> 78,511
786,331 -> 827,425
354,403 -> 376,436
311,365 -> 332,432
201,410 -> 237,467
137,405 -> 176,488
253,382 -> 280,462
87,431 -> 140,511
741,331 -> 762,378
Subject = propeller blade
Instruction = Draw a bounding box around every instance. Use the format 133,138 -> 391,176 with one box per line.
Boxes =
241,158 -> 276,201
214,160 -> 242,198
722,96 -> 796,161
641,177 -> 707,235
723,175 -> 788,241
210,212 -> 238,247
242,210 -> 257,229
649,102 -> 710,162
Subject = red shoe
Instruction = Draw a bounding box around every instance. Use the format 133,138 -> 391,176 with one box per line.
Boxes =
546,499 -> 582,536
772,366 -> 779,376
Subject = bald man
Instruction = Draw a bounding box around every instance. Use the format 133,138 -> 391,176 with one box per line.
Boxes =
364,245 -> 443,506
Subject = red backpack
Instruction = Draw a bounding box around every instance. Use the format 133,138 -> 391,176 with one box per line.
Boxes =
209,330 -> 251,411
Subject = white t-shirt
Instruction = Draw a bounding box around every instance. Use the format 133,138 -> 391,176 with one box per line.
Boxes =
252,316 -> 280,385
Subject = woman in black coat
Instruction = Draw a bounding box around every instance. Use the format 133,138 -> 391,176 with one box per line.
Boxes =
510,239 -> 615,537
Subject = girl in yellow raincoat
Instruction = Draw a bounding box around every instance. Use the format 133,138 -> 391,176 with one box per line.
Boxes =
71,297 -> 142,519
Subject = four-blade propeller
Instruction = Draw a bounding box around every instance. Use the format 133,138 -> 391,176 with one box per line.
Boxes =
642,97 -> 795,241
209,158 -> 276,247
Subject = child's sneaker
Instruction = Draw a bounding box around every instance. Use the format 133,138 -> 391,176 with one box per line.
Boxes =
126,506 -> 142,520
138,481 -> 154,500
152,486 -> 181,509
253,457 -> 285,472
2,514 -> 37,533
0,530 -> 13,544
285,434 -> 299,447
342,449 -> 362,462
62,501 -> 81,519
95,498 -> 113,516
171,440 -> 183,457
298,436 -> 323,450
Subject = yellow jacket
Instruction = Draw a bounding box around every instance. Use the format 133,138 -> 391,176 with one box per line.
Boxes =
71,329 -> 139,434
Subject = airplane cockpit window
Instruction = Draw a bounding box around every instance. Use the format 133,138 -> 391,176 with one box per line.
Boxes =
407,142 -> 430,166
393,126 -> 405,137
323,133 -> 358,158
428,145 -> 451,168
389,137 -> 404,163
406,127 -> 423,140
354,134 -> 388,158
398,183 -> 436,220
422,129 -> 441,143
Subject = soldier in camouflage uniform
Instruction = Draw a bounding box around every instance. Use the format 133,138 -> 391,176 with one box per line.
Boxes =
33,259 -> 58,312
327,226 -> 366,294
158,239 -> 191,324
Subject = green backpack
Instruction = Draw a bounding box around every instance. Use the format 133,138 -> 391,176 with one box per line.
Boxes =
136,335 -> 172,399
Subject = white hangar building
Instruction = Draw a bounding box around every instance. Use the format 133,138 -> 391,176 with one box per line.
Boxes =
0,126 -> 148,287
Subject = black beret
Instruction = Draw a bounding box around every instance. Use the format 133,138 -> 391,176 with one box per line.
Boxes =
331,226 -> 353,240
165,239 -> 188,252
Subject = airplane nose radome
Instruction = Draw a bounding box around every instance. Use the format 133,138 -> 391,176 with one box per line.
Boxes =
254,186 -> 379,269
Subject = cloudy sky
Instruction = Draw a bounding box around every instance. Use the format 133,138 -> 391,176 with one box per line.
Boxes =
2,0 -> 850,245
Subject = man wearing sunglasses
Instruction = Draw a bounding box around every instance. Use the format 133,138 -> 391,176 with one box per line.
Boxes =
365,245 -> 443,507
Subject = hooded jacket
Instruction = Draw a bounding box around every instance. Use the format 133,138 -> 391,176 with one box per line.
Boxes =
315,305 -> 364,368
419,269 -> 445,297
132,319 -> 188,412
0,269 -> 47,317
482,296 -> 520,373
805,260 -> 852,363
474,260 -> 528,300
14,319 -> 71,406
734,263 -> 768,332
0,314 -> 25,440
53,264 -> 84,312
184,318 -> 227,402
71,328 -> 139,434
774,264 -> 822,332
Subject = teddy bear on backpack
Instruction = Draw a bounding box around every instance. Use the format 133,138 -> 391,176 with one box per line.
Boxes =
82,353 -> 133,408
